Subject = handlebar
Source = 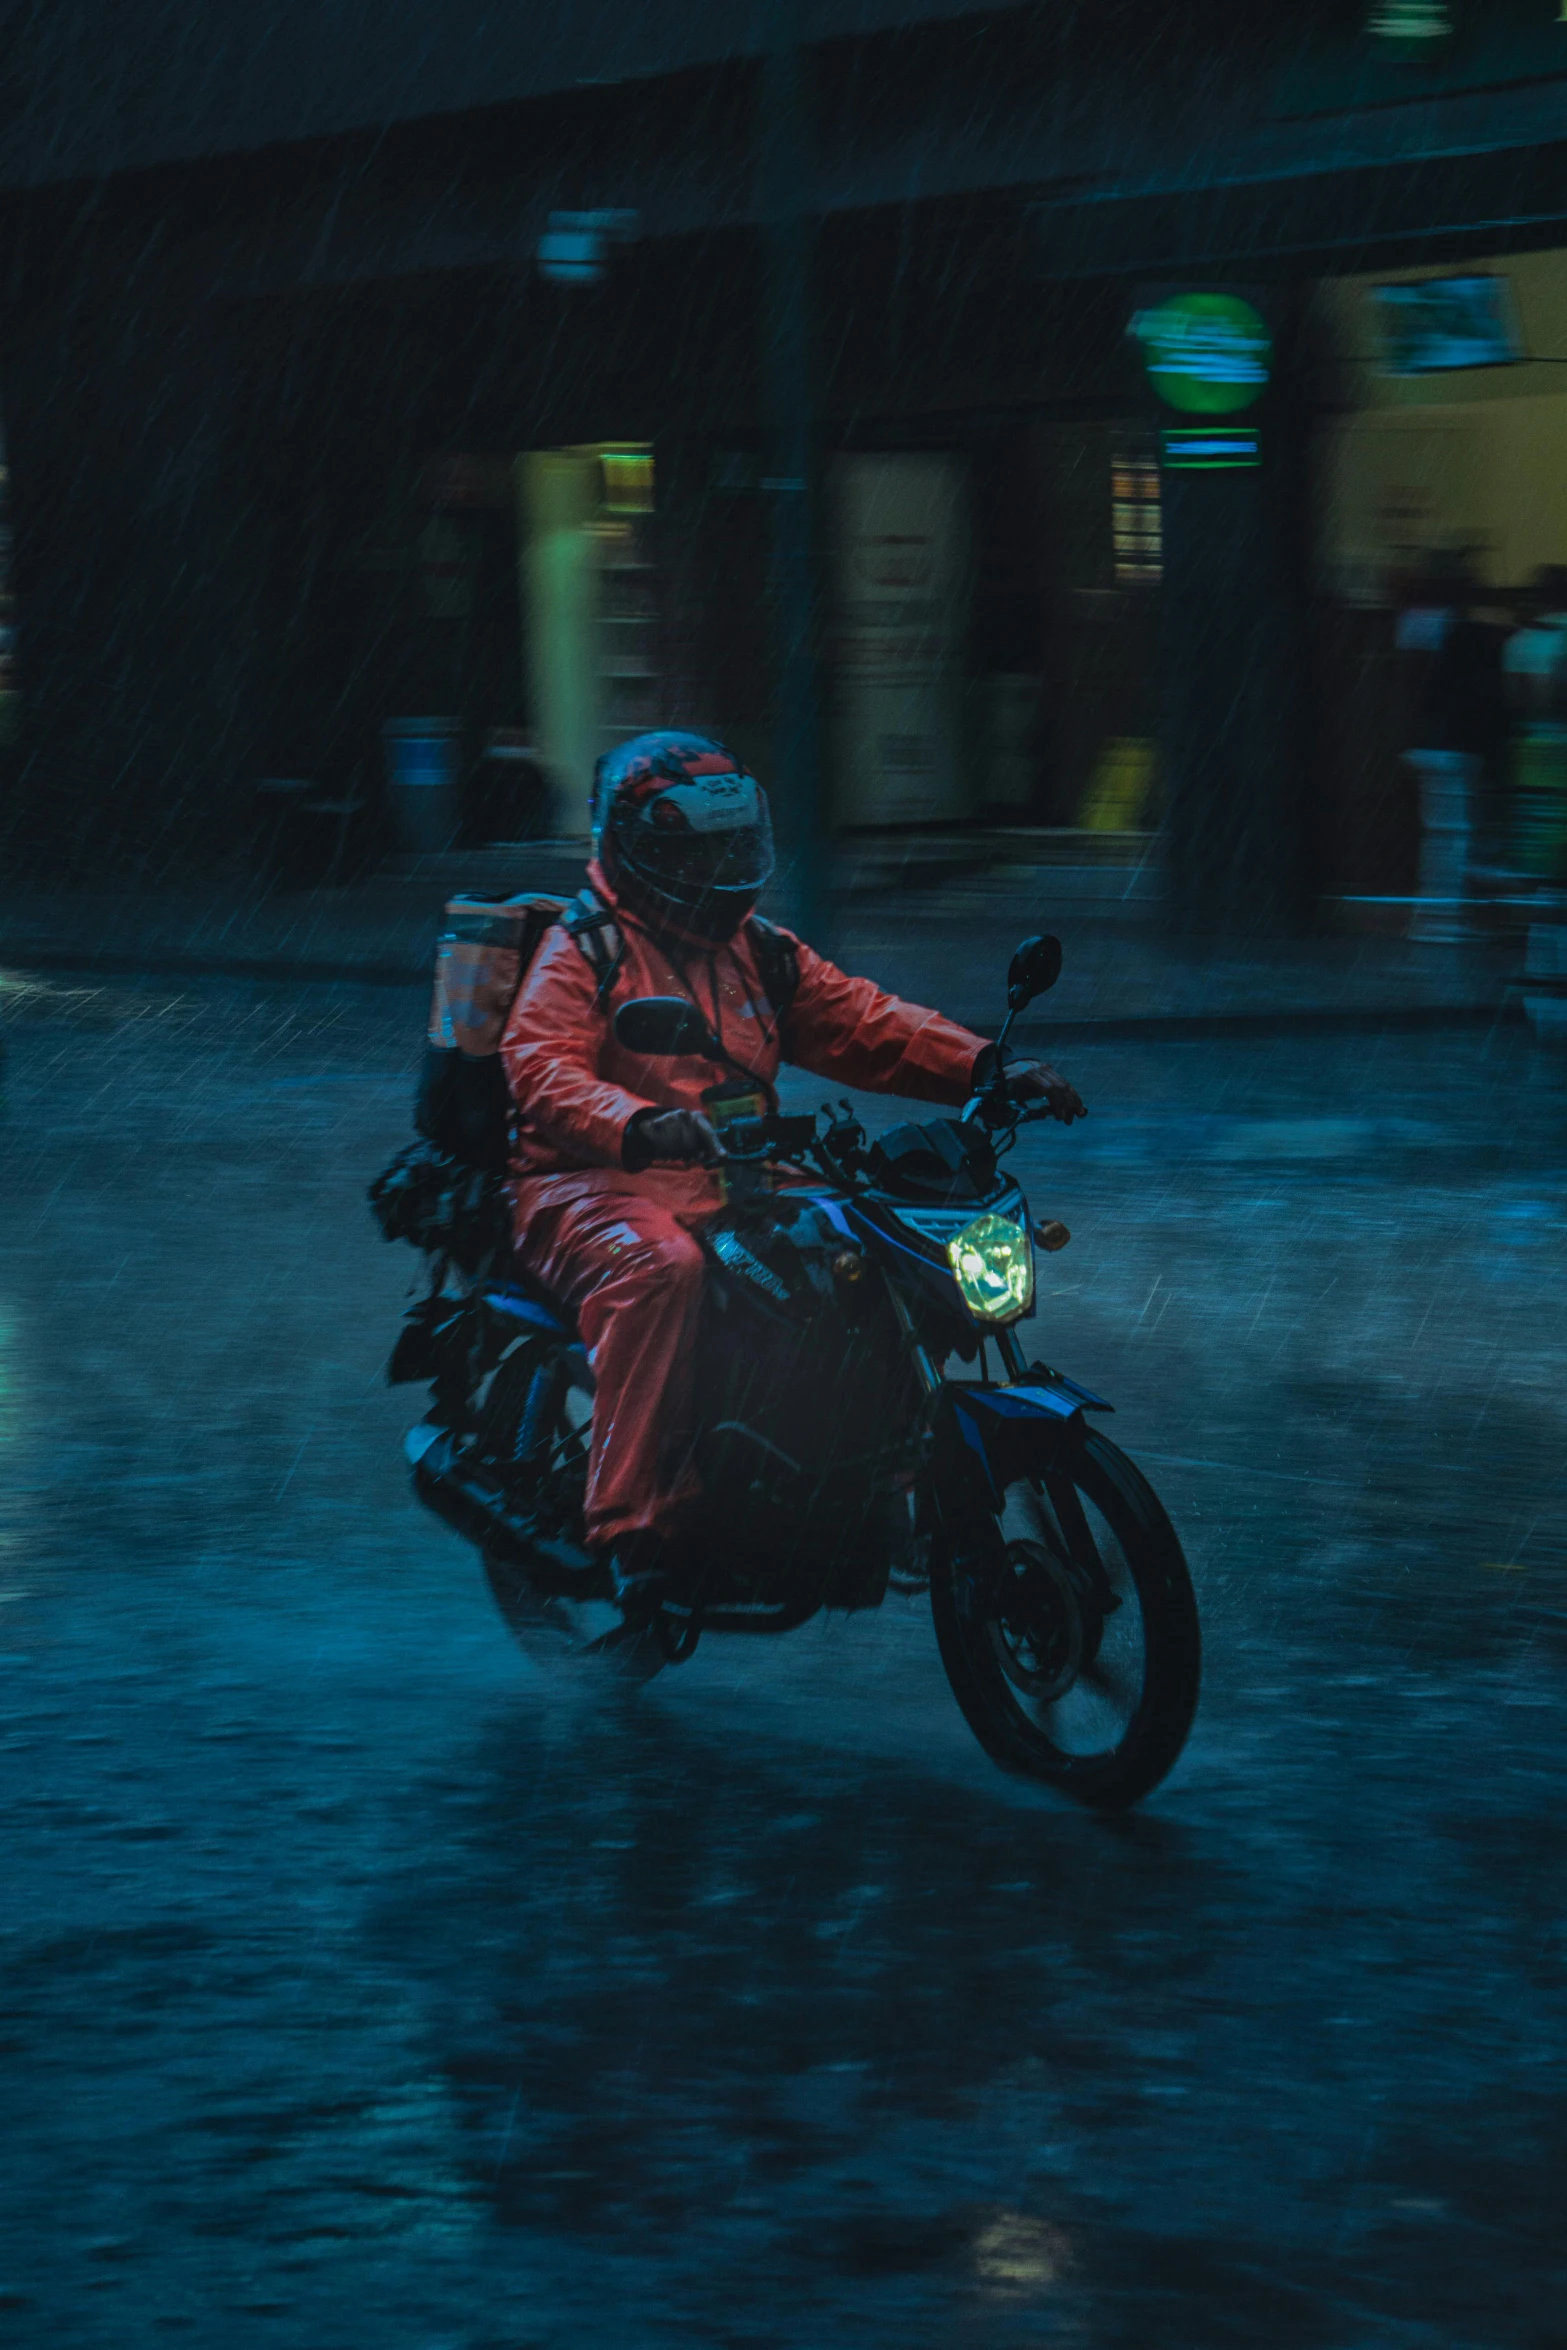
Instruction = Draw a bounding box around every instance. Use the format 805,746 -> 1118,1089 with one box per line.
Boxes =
665,1095 -> 1069,1171
715,1111 -> 818,1161
970,1088 -> 1084,1134
709,1097 -> 1064,1166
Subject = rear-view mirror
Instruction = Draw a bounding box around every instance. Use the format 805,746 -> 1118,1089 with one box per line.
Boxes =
612,995 -> 717,1059
1006,933 -> 1063,1013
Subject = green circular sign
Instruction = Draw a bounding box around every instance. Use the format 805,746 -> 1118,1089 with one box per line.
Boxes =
1134,292 -> 1273,415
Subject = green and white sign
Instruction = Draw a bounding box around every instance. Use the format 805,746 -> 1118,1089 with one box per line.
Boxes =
1365,1 -> 1455,55
1133,292 -> 1273,416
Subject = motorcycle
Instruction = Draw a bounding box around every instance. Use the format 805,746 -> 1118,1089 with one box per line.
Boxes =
379,932 -> 1200,1811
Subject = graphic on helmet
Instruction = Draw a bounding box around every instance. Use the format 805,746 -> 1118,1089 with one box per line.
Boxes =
593,731 -> 775,941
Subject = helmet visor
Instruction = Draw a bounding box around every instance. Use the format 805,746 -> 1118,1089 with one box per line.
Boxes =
624,778 -> 775,907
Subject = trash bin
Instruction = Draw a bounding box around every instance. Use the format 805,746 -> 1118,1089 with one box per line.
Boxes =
384,717 -> 463,855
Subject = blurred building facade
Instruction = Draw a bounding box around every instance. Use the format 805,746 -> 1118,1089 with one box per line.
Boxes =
3,1 -> 1567,923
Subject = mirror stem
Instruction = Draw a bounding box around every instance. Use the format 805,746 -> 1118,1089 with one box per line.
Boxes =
961,1006 -> 1019,1126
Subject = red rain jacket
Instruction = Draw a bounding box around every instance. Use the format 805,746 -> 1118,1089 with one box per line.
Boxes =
501,862 -> 986,1193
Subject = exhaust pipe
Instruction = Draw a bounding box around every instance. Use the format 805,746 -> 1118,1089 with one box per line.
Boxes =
406,1423 -> 602,1592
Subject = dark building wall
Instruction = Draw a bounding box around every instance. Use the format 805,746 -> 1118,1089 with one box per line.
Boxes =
0,0 -> 1007,191
9,3 -> 1567,893
1,154 -> 1147,871
241,235 -> 772,806
3,263 -> 272,873
1159,460 -> 1306,931
7,2 -> 1567,235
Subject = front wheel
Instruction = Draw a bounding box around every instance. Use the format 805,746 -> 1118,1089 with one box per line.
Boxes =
930,1427 -> 1199,1810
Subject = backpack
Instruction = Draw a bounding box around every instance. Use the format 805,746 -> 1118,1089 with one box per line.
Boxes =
415,884 -> 799,1172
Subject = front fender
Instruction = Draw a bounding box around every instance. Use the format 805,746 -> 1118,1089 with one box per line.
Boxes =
938,1373 -> 1113,1505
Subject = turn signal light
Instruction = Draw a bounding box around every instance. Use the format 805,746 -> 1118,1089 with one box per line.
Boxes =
1034,1220 -> 1071,1253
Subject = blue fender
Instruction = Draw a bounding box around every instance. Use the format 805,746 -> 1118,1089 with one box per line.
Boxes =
944,1373 -> 1113,1501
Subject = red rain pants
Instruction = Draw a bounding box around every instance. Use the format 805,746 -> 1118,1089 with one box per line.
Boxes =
511,1167 -> 714,1547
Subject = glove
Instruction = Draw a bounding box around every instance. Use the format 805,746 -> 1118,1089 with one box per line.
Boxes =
1006,1061 -> 1086,1124
971,1046 -> 1086,1126
622,1107 -> 724,1170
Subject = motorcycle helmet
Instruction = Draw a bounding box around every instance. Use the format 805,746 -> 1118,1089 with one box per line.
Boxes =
592,730 -> 775,943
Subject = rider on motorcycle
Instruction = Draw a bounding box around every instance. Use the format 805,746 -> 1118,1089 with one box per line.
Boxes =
500,730 -> 1085,1617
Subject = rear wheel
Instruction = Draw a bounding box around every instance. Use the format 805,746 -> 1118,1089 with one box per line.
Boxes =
931,1427 -> 1199,1810
478,1347 -> 630,1664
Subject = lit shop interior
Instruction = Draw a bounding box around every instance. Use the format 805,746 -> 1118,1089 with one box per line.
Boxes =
1315,248 -> 1567,905
378,427 -> 1165,875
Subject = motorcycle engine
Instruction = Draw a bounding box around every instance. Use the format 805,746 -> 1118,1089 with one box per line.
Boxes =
693,1195 -> 918,1605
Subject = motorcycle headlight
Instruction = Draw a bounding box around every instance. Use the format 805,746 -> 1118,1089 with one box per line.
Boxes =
947,1212 -> 1035,1325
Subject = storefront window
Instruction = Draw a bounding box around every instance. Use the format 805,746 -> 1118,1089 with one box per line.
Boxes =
593,511 -> 661,750
600,451 -> 654,515
1112,449 -> 1162,586
1315,245 -> 1567,914
829,452 -> 971,828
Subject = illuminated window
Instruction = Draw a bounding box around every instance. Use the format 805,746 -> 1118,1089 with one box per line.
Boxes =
1112,449 -> 1162,585
601,451 -> 654,515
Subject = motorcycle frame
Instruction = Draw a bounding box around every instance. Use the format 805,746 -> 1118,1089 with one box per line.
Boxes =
402,1065 -> 1114,1632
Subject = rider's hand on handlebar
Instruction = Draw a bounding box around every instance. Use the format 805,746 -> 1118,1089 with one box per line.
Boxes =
623,1107 -> 724,1169
1004,1061 -> 1087,1125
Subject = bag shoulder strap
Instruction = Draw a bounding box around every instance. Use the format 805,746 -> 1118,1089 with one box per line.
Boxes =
746,915 -> 801,1024
561,886 -> 626,1010
555,892 -> 799,1021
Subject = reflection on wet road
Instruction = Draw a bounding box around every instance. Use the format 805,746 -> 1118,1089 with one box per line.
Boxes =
0,973 -> 1564,2345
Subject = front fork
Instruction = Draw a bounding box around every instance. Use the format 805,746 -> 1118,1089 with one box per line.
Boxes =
891,1295 -> 1056,1615
889,1286 -> 1032,1588
885,1279 -> 1029,1396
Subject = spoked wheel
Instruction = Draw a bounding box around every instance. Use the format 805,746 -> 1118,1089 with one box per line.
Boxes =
931,1427 -> 1199,1810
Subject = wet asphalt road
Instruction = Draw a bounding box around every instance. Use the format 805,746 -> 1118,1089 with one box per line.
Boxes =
1,967 -> 1565,2348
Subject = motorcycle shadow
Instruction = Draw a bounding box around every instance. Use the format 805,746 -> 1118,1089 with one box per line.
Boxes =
363,1689 -> 1211,2300
480,1563 -> 666,1681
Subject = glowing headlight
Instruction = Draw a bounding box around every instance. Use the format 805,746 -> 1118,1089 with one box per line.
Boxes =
947,1212 -> 1034,1325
